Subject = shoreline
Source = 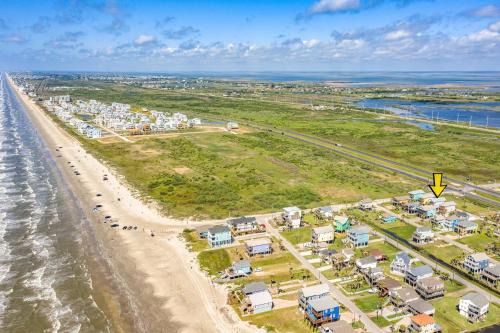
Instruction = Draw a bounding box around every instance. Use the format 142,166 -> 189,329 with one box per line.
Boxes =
5,74 -> 258,333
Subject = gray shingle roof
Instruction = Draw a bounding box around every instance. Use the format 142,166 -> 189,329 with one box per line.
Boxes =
301,284 -> 330,298
408,265 -> 433,277
462,292 -> 489,308
308,295 -> 339,312
242,282 -> 267,295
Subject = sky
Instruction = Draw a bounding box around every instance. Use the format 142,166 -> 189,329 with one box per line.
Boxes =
0,0 -> 500,72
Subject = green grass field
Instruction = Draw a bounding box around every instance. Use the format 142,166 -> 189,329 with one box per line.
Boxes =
197,248 -> 231,275
51,82 -> 500,183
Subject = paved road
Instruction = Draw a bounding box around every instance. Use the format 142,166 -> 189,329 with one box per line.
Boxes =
374,204 -> 474,254
263,220 -> 384,333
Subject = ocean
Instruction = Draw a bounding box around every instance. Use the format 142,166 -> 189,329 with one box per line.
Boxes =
0,74 -> 112,332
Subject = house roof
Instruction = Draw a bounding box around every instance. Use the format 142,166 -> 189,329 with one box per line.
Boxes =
411,314 -> 435,326
242,282 -> 267,295
369,249 -> 384,257
393,286 -> 419,302
227,216 -> 257,226
394,252 -> 411,266
249,290 -> 273,306
208,225 -> 230,234
245,237 -> 272,248
379,277 -> 402,290
408,265 -> 433,277
441,201 -> 456,207
319,206 -> 333,213
357,256 -> 377,266
360,199 -> 372,204
456,220 -> 477,228
461,292 -> 489,308
409,190 -> 425,195
334,216 -> 349,224
417,276 -> 444,288
308,295 -> 339,312
408,299 -> 435,314
301,283 -> 330,298
484,264 -> 500,276
313,225 -> 334,235
468,252 -> 490,262
232,260 -> 251,270
342,249 -> 354,256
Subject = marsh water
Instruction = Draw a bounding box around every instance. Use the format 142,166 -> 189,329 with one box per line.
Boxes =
358,98 -> 500,128
0,74 -> 113,332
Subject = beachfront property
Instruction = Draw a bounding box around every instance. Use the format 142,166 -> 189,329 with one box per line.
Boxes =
415,277 -> 445,300
359,198 -> 373,211
319,320 -> 355,333
369,248 -> 387,262
242,282 -> 268,296
408,314 -> 441,333
409,190 -> 426,201
283,206 -> 302,229
412,227 -> 435,244
419,193 -> 436,205
333,215 -> 350,232
245,237 -> 272,256
463,253 -> 490,274
317,206 -> 334,219
459,292 -> 490,322
481,264 -> 499,287
408,299 -> 436,316
207,225 -> 232,247
304,295 -> 340,327
346,226 -> 369,247
405,265 -> 433,286
391,252 -> 412,275
454,220 -> 478,236
227,216 -> 258,235
433,214 -> 461,231
298,283 -> 330,310
43,94 -> 199,138
226,121 -> 239,130
381,212 -> 397,223
312,225 -> 334,244
248,290 -> 273,314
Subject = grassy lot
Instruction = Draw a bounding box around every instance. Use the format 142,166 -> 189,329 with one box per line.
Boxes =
79,130 -> 416,218
422,243 -> 466,264
282,227 -> 312,245
181,229 -> 209,252
444,279 -> 466,293
246,306 -> 313,333
370,315 -> 391,328
432,294 -> 500,333
457,232 -> 498,254
197,248 -> 231,275
353,294 -> 384,312
445,195 -> 498,217
56,82 -> 500,183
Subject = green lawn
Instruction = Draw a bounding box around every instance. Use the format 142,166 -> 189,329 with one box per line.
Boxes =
197,248 -> 231,275
422,243 -> 466,264
246,306 -> 313,333
282,227 -> 312,245
457,232 -> 497,253
353,295 -> 384,312
444,279 -> 466,293
432,295 -> 500,333
370,315 -> 392,328
384,224 -> 416,240
182,229 -> 209,252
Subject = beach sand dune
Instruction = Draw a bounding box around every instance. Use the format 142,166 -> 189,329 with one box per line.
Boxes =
7,75 -> 260,333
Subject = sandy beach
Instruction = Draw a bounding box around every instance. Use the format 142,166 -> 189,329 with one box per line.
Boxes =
6,75 -> 260,333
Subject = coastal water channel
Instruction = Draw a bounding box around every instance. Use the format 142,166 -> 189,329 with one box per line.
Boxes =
357,98 -> 500,128
0,74 -> 113,332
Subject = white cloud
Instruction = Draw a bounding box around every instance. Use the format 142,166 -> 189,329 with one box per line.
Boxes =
303,39 -> 320,47
134,35 -> 156,46
469,5 -> 500,18
337,38 -> 365,49
385,29 -> 411,41
310,0 -> 360,14
489,21 -> 500,32
465,29 -> 500,42
3,35 -> 27,44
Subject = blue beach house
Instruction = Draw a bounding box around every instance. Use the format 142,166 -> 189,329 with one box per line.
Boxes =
232,260 -> 252,276
207,225 -> 232,247
347,226 -> 370,248
305,295 -> 340,326
382,213 -> 397,224
245,237 -> 272,256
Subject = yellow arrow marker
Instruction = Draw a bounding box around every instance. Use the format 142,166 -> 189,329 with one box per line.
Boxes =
428,173 -> 447,198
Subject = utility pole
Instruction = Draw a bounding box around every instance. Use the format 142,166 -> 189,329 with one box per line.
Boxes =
469,115 -> 472,127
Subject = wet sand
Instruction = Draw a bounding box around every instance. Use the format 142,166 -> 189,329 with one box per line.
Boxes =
7,75 -> 259,333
